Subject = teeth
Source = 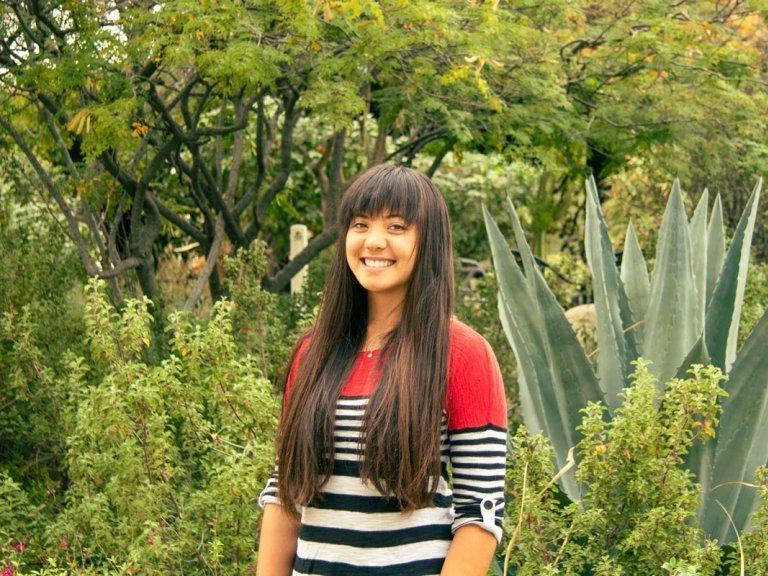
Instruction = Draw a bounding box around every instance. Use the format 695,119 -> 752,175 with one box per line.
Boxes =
364,259 -> 394,268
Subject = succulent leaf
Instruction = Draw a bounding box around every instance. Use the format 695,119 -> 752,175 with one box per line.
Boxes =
706,194 -> 726,307
704,179 -> 762,373
642,179 -> 701,383
484,204 -> 604,501
620,220 -> 650,347
690,188 -> 709,328
584,176 -> 640,411
702,308 -> 768,543
484,179 -> 765,545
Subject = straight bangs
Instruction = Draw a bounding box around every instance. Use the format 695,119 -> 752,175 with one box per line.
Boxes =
340,166 -> 424,229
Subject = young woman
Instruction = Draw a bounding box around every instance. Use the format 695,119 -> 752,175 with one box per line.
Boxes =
256,164 -> 507,576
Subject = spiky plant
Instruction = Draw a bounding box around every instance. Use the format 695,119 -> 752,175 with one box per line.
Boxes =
483,177 -> 766,544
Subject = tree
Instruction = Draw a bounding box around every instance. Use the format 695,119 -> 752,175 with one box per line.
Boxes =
0,0 -> 568,307
1,0 -> 766,309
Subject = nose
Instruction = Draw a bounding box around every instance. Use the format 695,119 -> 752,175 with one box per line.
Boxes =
364,228 -> 387,250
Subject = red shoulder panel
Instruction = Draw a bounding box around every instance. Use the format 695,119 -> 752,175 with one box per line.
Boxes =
446,319 -> 508,431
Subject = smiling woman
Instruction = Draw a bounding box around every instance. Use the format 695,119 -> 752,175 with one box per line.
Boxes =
345,212 -> 418,316
256,164 -> 507,576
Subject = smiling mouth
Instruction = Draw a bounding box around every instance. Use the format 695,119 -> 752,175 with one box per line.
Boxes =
362,258 -> 395,268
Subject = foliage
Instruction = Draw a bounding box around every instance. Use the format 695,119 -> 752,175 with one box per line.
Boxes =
414,152 -> 542,260
739,261 -> 768,348
222,241 -> 315,385
0,0 -> 568,304
485,176 -> 768,544
31,280 -> 281,575
0,199 -> 307,574
455,271 -> 519,418
0,200 -> 85,508
737,467 -> 768,575
3,0 -> 768,306
500,360 -> 726,575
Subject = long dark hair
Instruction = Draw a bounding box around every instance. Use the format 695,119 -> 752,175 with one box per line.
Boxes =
276,163 -> 455,515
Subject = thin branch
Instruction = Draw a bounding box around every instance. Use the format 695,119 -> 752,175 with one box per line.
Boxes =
261,228 -> 338,293
234,93 -> 268,217
325,128 -> 345,227
150,192 -> 207,244
243,93 -> 300,244
184,216 -> 224,311
368,120 -> 389,167
138,135 -> 179,190
41,108 -> 78,175
426,137 -> 456,177
224,95 -> 254,203
214,103 -> 225,192
0,113 -> 97,274
188,143 -> 244,244
108,190 -> 129,264
384,128 -> 447,163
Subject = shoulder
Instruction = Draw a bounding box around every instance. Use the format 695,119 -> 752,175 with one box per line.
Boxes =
449,317 -> 493,362
446,318 -> 507,431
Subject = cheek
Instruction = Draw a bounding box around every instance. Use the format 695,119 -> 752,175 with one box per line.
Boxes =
344,234 -> 358,266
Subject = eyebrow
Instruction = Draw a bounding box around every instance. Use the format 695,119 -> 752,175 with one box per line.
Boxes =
354,212 -> 405,219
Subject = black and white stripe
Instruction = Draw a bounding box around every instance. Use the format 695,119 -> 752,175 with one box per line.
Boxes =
258,396 -> 506,575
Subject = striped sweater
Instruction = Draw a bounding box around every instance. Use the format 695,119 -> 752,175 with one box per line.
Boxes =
258,319 -> 508,575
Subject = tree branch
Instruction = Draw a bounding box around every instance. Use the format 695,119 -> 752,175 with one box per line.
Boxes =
262,228 -> 338,293
0,113 -> 97,274
150,192 -> 207,244
384,128 -> 447,163
324,128 -> 346,227
426,136 -> 456,177
233,92 -> 267,217
243,93 -> 300,244
188,143 -> 245,244
184,216 -> 224,311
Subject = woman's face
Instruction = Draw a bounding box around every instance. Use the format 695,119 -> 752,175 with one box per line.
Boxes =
345,211 -> 418,300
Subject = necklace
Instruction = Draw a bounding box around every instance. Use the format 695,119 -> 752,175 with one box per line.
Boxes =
362,341 -> 381,358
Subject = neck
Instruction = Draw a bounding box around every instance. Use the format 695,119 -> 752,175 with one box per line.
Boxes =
365,290 -> 405,348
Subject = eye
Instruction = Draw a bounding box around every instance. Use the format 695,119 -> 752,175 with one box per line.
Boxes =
350,221 -> 367,230
390,224 -> 407,232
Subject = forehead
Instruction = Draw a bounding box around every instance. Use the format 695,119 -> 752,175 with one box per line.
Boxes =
344,175 -> 421,223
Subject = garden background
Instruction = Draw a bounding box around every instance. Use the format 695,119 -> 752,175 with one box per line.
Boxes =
1,1 -> 767,574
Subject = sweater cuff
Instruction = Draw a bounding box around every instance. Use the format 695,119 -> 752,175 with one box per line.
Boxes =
451,496 -> 504,544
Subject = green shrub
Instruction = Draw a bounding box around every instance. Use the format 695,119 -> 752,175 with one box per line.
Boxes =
222,242 -> 311,385
739,261 -> 768,349
500,360 -> 727,575
0,202 -> 85,521
35,280 -> 281,575
737,466 -> 768,575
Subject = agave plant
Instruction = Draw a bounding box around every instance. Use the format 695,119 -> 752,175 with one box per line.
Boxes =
483,176 -> 767,544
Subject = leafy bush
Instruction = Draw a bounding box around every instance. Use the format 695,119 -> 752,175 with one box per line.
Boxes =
0,202 -> 85,512
499,360 -> 729,575
35,280 -> 281,575
738,467 -> 768,575
739,261 -> 767,349
222,242 -> 315,385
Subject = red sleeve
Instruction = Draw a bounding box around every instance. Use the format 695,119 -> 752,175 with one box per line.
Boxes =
283,335 -> 311,410
446,321 -> 507,431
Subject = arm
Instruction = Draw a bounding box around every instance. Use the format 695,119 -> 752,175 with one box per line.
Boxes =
444,328 -> 508,576
256,337 -> 308,575
256,503 -> 300,576
440,524 -> 498,576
